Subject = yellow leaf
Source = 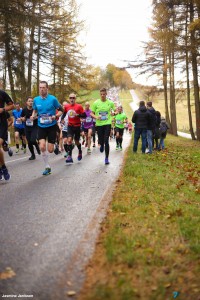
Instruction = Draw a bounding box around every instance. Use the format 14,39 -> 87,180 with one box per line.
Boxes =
67,291 -> 76,296
0,267 -> 16,280
164,283 -> 171,288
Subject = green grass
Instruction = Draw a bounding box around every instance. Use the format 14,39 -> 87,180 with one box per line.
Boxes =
119,90 -> 133,120
79,135 -> 200,300
77,90 -> 100,105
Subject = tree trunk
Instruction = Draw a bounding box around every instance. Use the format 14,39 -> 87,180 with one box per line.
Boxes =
4,18 -> 16,101
169,14 -> 177,136
185,2 -> 196,139
27,2 -> 36,96
190,1 -> 200,140
162,52 -> 170,126
36,22 -> 41,95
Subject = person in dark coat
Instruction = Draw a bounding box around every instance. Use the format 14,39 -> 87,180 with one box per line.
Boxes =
153,110 -> 161,150
146,101 -> 157,154
132,100 -> 151,153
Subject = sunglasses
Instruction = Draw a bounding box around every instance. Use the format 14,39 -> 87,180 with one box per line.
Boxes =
69,97 -> 76,99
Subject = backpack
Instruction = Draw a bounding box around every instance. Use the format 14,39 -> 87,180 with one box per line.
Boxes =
159,122 -> 168,137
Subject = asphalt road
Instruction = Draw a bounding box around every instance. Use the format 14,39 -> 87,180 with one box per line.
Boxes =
0,132 -> 131,300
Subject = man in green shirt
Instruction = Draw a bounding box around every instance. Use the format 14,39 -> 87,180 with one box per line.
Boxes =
91,88 -> 117,165
115,105 -> 127,150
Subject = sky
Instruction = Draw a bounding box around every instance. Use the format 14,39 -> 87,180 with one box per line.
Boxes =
77,0 -> 155,85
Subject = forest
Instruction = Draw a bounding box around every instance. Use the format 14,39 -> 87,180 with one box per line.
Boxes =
0,0 -> 200,140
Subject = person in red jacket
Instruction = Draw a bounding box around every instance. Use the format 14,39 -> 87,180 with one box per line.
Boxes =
61,93 -> 86,163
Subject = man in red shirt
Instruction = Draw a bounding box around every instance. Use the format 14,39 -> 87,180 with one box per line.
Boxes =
61,93 -> 86,163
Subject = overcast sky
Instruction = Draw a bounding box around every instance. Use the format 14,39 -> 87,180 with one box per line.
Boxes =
77,0 -> 155,84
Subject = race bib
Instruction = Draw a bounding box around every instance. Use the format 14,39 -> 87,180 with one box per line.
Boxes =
116,120 -> 122,125
67,110 -> 76,118
26,119 -> 33,126
16,119 -> 22,125
40,114 -> 52,124
86,117 -> 92,123
99,111 -> 108,121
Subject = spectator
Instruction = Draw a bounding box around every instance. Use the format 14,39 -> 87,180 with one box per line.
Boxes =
132,100 -> 151,154
153,110 -> 161,150
159,116 -> 170,150
146,101 -> 157,154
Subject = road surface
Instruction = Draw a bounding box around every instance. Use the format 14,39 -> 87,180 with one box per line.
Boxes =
0,133 -> 131,299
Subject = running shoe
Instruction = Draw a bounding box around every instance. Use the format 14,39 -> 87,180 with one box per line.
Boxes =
42,168 -> 51,175
105,158 -> 110,165
2,167 -> 11,181
16,149 -> 19,153
8,148 -> 13,157
29,155 -> 36,160
0,168 -> 3,181
100,145 -> 104,153
23,148 -> 27,154
116,145 -> 119,150
77,151 -> 82,161
54,144 -> 59,155
93,143 -> 96,147
119,146 -> 123,151
87,148 -> 91,154
66,155 -> 73,163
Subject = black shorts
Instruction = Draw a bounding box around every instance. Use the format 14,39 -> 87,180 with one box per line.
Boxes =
0,122 -> 8,142
25,126 -> 38,143
37,124 -> 57,144
115,127 -> 124,135
14,127 -> 25,136
62,131 -> 68,138
56,124 -> 60,134
67,125 -> 81,141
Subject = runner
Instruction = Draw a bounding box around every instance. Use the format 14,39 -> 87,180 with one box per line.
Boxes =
128,122 -> 133,134
110,116 -> 116,139
12,102 -> 27,153
92,118 -> 97,147
82,102 -> 93,154
21,96 -> 40,160
0,90 -> 14,181
61,93 -> 86,163
91,88 -> 117,165
115,105 -> 127,150
30,81 -> 63,175
58,101 -> 69,157
2,112 -> 13,157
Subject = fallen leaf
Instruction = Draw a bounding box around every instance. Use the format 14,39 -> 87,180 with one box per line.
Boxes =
67,290 -> 76,296
164,283 -> 171,288
0,267 -> 16,280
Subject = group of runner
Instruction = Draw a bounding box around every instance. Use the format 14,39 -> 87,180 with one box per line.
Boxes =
0,83 -> 129,180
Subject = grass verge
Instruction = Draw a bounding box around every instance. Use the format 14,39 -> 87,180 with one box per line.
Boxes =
79,135 -> 200,300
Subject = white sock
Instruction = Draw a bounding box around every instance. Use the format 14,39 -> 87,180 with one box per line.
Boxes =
41,151 -> 50,168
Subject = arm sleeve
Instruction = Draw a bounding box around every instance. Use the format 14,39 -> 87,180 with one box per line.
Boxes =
21,109 -> 25,118
132,112 -> 136,123
0,90 -> 13,105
